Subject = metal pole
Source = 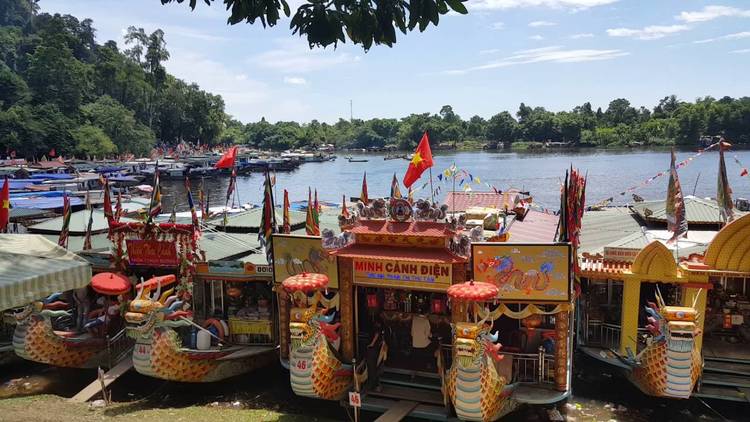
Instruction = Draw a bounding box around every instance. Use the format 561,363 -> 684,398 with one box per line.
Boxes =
429,167 -> 435,204
452,164 -> 456,215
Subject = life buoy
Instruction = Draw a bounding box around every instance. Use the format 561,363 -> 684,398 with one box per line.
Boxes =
202,318 -> 228,341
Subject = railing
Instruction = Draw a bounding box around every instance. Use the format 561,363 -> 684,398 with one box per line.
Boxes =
106,328 -> 134,368
585,319 -> 650,353
500,347 -> 556,385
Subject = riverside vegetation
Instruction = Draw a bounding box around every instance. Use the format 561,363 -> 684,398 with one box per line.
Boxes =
2,1 -> 750,160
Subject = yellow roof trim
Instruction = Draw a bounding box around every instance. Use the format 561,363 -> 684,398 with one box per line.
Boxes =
704,213 -> 750,272
631,240 -> 678,278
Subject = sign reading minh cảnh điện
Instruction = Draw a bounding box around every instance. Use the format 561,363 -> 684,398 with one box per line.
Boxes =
353,258 -> 452,288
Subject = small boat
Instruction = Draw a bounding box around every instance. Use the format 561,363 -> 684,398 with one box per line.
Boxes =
347,157 -> 368,163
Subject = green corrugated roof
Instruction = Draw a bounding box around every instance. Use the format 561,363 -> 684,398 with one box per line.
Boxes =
41,233 -> 111,252
199,232 -> 260,261
207,208 -> 307,231
579,207 -> 643,255
631,196 -> 747,225
603,231 -> 650,250
28,210 -> 137,235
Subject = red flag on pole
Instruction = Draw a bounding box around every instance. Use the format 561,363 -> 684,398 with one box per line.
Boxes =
360,172 -> 369,204
666,148 -> 688,243
214,146 -> 238,169
0,177 -> 9,232
341,194 -> 349,218
403,131 -> 434,188
49,148 -> 56,157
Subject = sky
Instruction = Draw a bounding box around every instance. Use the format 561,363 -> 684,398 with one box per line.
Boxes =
39,0 -> 750,124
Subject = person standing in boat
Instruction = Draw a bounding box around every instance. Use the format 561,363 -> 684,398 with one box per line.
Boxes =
411,303 -> 434,371
366,313 -> 386,389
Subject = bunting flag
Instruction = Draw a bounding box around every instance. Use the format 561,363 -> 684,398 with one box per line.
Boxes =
341,194 -> 350,218
185,178 -> 200,231
58,193 -> 71,248
0,177 -> 9,232
282,189 -> 291,234
403,131 -> 434,188
360,172 -> 369,204
390,173 -> 402,199
102,177 -> 113,222
717,142 -> 734,224
214,145 -> 238,169
115,192 -> 122,222
226,167 -> 237,206
83,191 -> 94,250
305,187 -> 320,235
734,155 -> 749,177
313,189 -> 321,228
666,149 -> 688,244
147,164 -> 162,222
258,171 -> 277,263
198,178 -> 207,221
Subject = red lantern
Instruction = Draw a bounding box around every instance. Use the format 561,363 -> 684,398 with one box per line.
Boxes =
431,298 -> 444,314
366,293 -> 379,309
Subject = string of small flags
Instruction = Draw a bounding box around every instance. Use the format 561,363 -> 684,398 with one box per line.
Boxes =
734,155 -> 749,178
593,141 -> 723,205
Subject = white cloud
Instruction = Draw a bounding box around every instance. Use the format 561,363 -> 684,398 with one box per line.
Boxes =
479,48 -> 501,55
677,5 -> 750,23
445,45 -> 628,74
470,0 -> 617,10
283,76 -> 308,85
730,48 -> 750,54
251,40 -> 356,73
606,25 -> 689,40
570,33 -> 594,39
530,35 -> 545,40
491,22 -> 506,30
694,31 -> 750,44
529,20 -> 557,27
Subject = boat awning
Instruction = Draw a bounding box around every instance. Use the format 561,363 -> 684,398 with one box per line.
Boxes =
0,234 -> 92,310
331,244 -> 467,263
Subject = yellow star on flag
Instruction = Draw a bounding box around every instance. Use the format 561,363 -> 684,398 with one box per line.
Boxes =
410,151 -> 423,167
2,199 -> 8,209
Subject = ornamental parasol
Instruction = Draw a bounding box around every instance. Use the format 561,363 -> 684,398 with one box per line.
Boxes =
447,280 -> 498,302
91,272 -> 131,296
282,272 -> 329,293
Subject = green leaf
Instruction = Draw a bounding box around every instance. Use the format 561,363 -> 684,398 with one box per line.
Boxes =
280,0 -> 291,17
445,0 -> 468,14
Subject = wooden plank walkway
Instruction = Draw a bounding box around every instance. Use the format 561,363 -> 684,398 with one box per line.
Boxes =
70,358 -> 133,403
374,400 -> 419,422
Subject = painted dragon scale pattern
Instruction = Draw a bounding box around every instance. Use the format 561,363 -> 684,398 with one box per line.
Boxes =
447,322 -> 515,421
289,305 -> 352,400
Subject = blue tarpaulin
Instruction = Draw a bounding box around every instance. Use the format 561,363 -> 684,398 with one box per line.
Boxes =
10,195 -> 83,209
30,174 -> 74,180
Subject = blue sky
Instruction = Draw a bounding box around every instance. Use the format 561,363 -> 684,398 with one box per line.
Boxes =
40,0 -> 750,123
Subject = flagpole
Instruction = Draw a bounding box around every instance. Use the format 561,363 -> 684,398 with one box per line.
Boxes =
429,167 -> 435,204
452,163 -> 456,215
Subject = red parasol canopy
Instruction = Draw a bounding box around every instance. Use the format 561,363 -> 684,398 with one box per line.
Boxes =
447,280 -> 498,302
136,274 -> 177,290
91,272 -> 131,296
282,273 -> 329,293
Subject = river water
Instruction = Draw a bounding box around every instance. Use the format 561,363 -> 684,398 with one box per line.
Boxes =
160,148 -> 750,212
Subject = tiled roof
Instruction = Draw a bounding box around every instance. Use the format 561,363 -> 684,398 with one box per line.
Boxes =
631,196 -> 747,225
443,191 -> 519,212
349,220 -> 451,238
579,253 -> 631,278
331,244 -> 467,263
506,210 -> 559,243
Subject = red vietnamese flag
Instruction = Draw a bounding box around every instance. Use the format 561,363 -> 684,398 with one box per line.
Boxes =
0,177 -> 9,232
49,148 -> 56,157
403,131 -> 434,188
214,146 -> 238,169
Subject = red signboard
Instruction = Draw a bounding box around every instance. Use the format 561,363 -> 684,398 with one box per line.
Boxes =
126,240 -> 179,267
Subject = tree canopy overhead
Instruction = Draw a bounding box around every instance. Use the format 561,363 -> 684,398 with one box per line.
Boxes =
160,0 -> 468,50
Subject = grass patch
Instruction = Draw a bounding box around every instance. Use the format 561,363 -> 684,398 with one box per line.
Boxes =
0,395 -> 333,422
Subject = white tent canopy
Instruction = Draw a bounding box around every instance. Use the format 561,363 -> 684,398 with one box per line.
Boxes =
0,234 -> 92,310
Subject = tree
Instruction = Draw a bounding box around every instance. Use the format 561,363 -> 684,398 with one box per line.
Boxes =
25,40 -> 89,114
72,125 -> 117,157
486,112 -> 517,145
0,62 -> 30,109
158,0 -> 468,50
80,95 -> 155,155
605,98 -> 637,126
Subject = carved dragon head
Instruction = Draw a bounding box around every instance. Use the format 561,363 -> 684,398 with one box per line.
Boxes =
289,306 -> 339,353
14,293 -> 72,324
124,275 -> 191,338
643,290 -> 701,353
452,321 -> 503,369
